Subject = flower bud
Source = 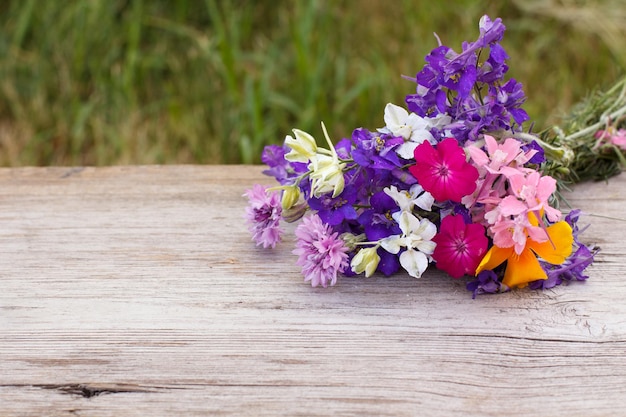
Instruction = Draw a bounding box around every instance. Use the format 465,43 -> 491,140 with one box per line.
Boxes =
281,186 -> 300,210
350,247 -> 381,278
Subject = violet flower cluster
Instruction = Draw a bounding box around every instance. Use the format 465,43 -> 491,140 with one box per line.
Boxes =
244,15 -> 597,296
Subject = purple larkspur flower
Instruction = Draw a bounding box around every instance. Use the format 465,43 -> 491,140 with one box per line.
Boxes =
261,144 -> 308,185
466,269 -> 509,299
531,245 -> 597,290
308,186 -> 358,226
243,184 -> 283,248
405,15 -> 528,144
358,190 -> 402,241
377,248 -> 401,276
529,210 -> 598,290
523,140 -> 546,165
293,214 -> 350,288
351,128 -> 404,170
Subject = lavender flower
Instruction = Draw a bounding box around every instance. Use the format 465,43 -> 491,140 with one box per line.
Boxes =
244,184 -> 283,248
293,215 -> 350,288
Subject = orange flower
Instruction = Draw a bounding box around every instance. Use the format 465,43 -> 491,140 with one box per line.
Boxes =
475,220 -> 574,288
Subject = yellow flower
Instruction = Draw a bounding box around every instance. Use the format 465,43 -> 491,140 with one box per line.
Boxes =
475,220 -> 573,288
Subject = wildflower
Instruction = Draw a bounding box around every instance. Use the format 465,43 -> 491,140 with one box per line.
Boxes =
466,270 -> 509,298
351,128 -> 405,173
384,184 -> 434,212
409,138 -> 479,202
243,184 -> 283,249
284,129 -> 318,163
432,215 -> 488,278
351,246 -> 381,277
381,103 -> 451,159
507,171 -> 561,222
475,219 -> 573,288
380,211 -> 437,278
358,190 -> 402,241
308,186 -> 358,226
293,214 -> 349,288
308,122 -> 346,198
467,135 -> 536,177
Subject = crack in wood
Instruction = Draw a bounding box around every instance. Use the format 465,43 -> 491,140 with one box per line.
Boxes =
36,383 -> 158,398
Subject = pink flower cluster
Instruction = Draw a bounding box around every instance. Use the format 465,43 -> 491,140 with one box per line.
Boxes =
464,135 -> 560,252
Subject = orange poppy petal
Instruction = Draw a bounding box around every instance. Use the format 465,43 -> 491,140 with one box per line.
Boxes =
527,221 -> 573,265
502,247 -> 547,288
475,245 -> 513,275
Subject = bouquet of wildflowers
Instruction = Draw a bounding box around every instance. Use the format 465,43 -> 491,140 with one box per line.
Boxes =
244,15 -> 618,297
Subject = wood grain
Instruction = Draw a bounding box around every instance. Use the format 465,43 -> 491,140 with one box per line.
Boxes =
1,165 -> 625,416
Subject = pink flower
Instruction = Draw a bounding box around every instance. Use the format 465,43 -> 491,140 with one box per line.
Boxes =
409,138 -> 479,202
432,215 -> 488,278
508,171 -> 561,222
244,184 -> 283,248
293,215 -> 349,288
467,135 -> 536,177
596,128 -> 626,150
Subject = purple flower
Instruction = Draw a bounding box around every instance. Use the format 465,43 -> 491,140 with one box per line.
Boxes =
244,184 -> 283,248
293,215 -> 350,288
308,186 -> 358,226
405,15 -> 528,144
261,144 -> 308,185
377,248 -> 401,276
531,245 -> 597,290
358,190 -> 401,241
466,269 -> 509,299
529,210 -> 598,290
523,140 -> 546,164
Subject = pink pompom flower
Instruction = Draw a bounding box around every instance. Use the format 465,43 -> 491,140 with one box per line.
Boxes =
293,214 -> 349,288
244,184 -> 283,249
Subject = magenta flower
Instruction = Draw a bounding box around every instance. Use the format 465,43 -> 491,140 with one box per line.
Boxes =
244,184 -> 283,248
293,215 -> 349,288
409,138 -> 479,202
432,215 -> 488,278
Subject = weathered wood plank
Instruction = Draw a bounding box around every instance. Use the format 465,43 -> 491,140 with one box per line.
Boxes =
1,165 -> 625,416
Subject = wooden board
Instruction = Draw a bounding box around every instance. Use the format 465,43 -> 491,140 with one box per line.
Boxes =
1,165 -> 625,416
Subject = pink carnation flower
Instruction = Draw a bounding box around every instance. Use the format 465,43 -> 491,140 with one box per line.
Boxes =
244,184 -> 283,248
409,138 -> 479,203
293,215 -> 349,288
432,215 -> 488,278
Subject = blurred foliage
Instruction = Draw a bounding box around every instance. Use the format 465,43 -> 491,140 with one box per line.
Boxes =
0,0 -> 623,166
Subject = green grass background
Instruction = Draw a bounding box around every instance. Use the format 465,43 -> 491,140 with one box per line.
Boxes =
0,0 -> 624,166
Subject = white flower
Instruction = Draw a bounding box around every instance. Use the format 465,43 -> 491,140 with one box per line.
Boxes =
284,129 -> 318,163
381,103 -> 452,159
309,154 -> 345,197
308,122 -> 345,198
380,211 -> 437,279
350,247 -> 380,278
384,184 -> 434,212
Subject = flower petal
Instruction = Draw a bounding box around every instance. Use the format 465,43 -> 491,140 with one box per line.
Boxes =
502,248 -> 547,288
475,244 -> 513,275
400,249 -> 429,278
527,221 -> 573,265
